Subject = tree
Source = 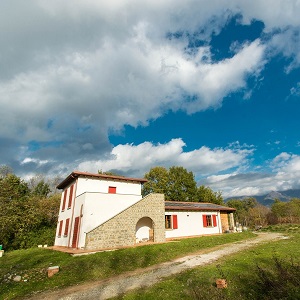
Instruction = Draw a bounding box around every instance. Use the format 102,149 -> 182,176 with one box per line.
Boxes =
0,172 -> 60,250
227,197 -> 258,227
197,185 -> 224,204
98,170 -> 124,176
32,180 -> 51,197
142,166 -> 170,197
143,166 -> 197,201
166,166 -> 197,201
0,165 -> 13,178
0,173 -> 29,200
0,173 -> 30,249
270,198 -> 300,224
248,204 -> 270,227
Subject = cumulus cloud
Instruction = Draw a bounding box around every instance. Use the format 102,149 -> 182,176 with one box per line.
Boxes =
1,0 -> 300,196
78,138 -> 253,178
203,152 -> 300,197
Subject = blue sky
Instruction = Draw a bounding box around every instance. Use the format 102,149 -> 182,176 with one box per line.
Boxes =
1,1 -> 300,197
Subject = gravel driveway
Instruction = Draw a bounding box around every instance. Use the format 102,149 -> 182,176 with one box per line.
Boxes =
27,232 -> 286,300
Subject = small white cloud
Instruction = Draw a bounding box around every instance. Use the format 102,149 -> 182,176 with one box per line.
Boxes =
21,157 -> 50,166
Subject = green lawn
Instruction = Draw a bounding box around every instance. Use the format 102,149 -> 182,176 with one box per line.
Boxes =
113,225 -> 300,300
0,231 -> 255,299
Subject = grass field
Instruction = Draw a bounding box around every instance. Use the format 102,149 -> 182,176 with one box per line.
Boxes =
0,231 -> 255,299
113,224 -> 300,300
1,226 -> 299,300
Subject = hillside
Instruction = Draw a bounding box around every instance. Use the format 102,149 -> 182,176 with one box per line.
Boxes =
225,189 -> 300,206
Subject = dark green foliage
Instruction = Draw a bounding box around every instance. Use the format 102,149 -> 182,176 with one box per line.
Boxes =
142,166 -> 169,196
197,185 -> 224,204
0,169 -> 61,251
143,166 -> 221,203
166,166 -> 197,201
32,180 -> 51,197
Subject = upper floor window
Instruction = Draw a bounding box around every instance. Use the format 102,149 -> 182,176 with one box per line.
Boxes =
68,185 -> 74,209
108,186 -> 116,194
62,190 -> 67,211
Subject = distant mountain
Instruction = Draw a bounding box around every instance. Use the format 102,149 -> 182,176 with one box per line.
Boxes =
225,189 -> 300,206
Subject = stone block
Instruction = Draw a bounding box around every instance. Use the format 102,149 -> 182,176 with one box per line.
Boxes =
47,266 -> 60,278
216,279 -> 227,288
13,275 -> 22,282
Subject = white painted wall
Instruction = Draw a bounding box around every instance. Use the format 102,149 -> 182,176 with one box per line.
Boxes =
55,176 -> 144,248
76,177 -> 142,197
54,184 -> 75,247
165,211 -> 222,239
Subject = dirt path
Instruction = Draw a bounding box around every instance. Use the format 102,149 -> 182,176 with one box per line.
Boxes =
27,232 -> 286,300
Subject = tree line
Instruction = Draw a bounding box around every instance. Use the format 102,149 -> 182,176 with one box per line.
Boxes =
227,197 -> 300,228
0,166 -> 61,250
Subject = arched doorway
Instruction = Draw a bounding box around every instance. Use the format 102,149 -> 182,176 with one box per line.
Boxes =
135,217 -> 154,243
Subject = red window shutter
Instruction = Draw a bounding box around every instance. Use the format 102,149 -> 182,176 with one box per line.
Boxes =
62,190 -> 67,211
202,215 -> 207,227
68,185 -> 74,208
213,215 -> 217,227
58,220 -> 63,236
72,217 -> 80,248
108,186 -> 116,194
172,215 -> 178,229
64,218 -> 70,236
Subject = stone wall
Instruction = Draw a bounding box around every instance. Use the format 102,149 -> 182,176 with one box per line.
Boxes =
85,193 -> 165,250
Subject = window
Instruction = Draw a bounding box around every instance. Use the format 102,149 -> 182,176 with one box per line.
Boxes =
203,214 -> 217,227
62,190 -> 67,211
64,218 -> 70,236
68,185 -> 74,209
58,220 -> 63,237
165,215 -> 178,229
108,186 -> 116,194
165,215 -> 172,229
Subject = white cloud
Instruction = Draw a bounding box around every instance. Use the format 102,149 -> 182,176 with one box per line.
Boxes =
78,138 -> 252,178
204,152 -> 300,197
0,0 -> 300,191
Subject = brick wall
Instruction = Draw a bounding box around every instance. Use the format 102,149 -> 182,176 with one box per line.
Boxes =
85,193 -> 165,250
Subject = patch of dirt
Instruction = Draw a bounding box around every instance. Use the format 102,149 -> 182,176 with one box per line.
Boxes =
25,232 -> 286,300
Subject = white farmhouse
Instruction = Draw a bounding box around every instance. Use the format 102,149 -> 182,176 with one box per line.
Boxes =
54,171 -> 235,250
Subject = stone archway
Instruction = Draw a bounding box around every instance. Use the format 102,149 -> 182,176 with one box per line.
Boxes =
135,217 -> 154,243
